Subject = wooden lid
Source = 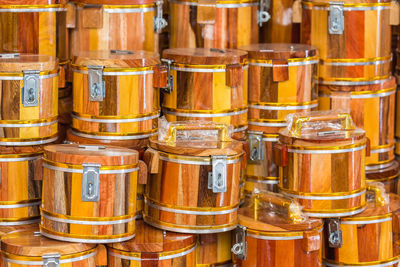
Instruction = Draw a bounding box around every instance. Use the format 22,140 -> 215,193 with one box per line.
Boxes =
0,224 -> 38,237
108,221 -> 195,253
73,0 -> 155,5
0,0 -> 61,4
0,54 -> 58,72
366,160 -> 400,181
44,144 -> 138,166
239,43 -> 318,60
73,50 -> 160,68
162,48 -> 248,65
1,230 -> 96,257
0,146 -> 43,155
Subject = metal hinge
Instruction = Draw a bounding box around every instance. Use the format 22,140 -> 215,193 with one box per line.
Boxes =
327,218 -> 342,248
154,0 -> 168,33
22,70 -> 40,107
258,0 -> 271,26
248,131 -> 264,162
208,155 -> 227,193
160,59 -> 174,93
88,65 -> 105,102
42,254 -> 60,267
81,163 -> 101,202
0,53 -> 19,59
231,226 -> 247,260
328,2 -> 344,34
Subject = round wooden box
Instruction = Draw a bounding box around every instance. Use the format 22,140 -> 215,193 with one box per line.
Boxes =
275,112 -> 367,218
196,232 -> 232,266
366,160 -> 400,194
232,193 -> 323,267
301,0 -> 392,83
107,221 -> 196,266
40,144 -> 140,243
1,230 -> 97,267
0,53 -> 58,146
323,184 -> 400,267
161,48 -> 248,140
143,122 -> 244,233
319,77 -> 396,167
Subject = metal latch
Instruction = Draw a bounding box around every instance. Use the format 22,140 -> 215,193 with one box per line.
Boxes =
81,163 -> 101,202
258,0 -> 271,26
231,226 -> 247,260
88,65 -> 105,102
22,70 -> 40,107
0,53 -> 20,59
160,59 -> 174,93
327,218 -> 342,248
328,2 -> 344,34
208,155 -> 227,193
248,131 -> 264,162
78,145 -> 106,151
154,0 -> 168,33
42,254 -> 60,267
110,49 -> 134,55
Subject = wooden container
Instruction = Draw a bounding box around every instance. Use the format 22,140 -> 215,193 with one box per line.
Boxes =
196,232 -> 232,266
232,193 -> 323,267
69,0 -> 167,55
396,75 -> 400,156
162,48 -> 248,139
323,184 -> 400,267
0,53 -> 58,146
301,0 -> 392,83
143,122 -> 243,233
41,144 -> 140,243
58,84 -> 72,126
366,160 -> 400,194
107,220 -> 196,266
71,50 -> 163,151
275,112 -> 367,218
319,77 -> 396,166
1,230 -> 97,267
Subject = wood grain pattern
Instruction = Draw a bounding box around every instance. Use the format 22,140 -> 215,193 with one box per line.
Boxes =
395,77 -> 400,156
196,232 -> 232,266
366,161 -> 400,194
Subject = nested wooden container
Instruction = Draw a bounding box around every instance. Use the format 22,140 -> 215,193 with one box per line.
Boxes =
323,184 -> 400,267
301,0 -> 392,83
275,112 -> 367,218
69,0 -> 166,55
41,144 -> 140,243
162,48 -> 248,140
143,122 -> 243,233
1,230 -> 97,267
71,50 -> 164,151
0,53 -> 58,146
232,193 -> 323,267
107,221 -> 196,266
319,77 -> 396,166
196,232 -> 232,266
366,160 -> 400,194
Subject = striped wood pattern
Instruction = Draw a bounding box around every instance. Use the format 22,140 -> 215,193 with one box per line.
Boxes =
196,232 -> 232,266
366,161 -> 400,194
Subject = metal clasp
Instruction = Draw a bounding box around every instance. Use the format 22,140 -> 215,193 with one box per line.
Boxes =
327,218 -> 342,248
328,2 -> 344,34
78,145 -> 106,151
88,65 -> 105,102
232,226 -> 247,260
258,0 -> 271,26
154,0 -> 168,33
22,70 -> 40,107
248,131 -> 264,162
110,49 -> 134,55
0,53 -> 19,59
208,155 -> 227,193
42,254 -> 60,267
160,59 -> 174,93
81,163 -> 101,202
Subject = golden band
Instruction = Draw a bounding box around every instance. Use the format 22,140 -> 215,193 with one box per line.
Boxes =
0,69 -> 58,77
0,152 -> 43,159
171,0 -> 258,4
71,127 -> 157,137
320,87 -> 395,97
0,116 -> 58,125
287,142 -> 366,152
245,175 -> 279,181
366,158 -> 395,166
320,75 -> 390,82
248,99 -> 318,107
341,213 -> 392,222
72,64 -> 155,73
72,110 -> 160,120
40,225 -> 135,240
246,225 -> 323,238
302,1 -> 390,7
302,205 -> 366,214
163,106 -> 247,115
320,55 -> 391,64
74,2 -> 156,9
0,133 -> 58,143
153,148 -> 243,163
324,255 -> 400,267
367,173 -> 399,182
196,261 -> 232,267
0,216 -> 40,222
2,247 -> 97,262
108,243 -> 196,259
0,198 -> 40,205
0,4 -> 64,9
43,158 -> 138,171
279,187 -> 366,197
249,56 -> 319,64
41,209 -> 135,222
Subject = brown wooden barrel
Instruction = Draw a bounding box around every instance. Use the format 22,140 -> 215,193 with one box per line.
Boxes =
366,160 -> 400,194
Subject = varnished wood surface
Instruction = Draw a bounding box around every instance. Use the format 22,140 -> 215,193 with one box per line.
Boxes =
366,161 -> 400,194
163,48 -> 248,65
196,232 -> 232,266
73,0 -> 156,4
58,85 -> 72,125
0,55 -> 58,72
0,0 -> 61,4
240,43 -> 317,60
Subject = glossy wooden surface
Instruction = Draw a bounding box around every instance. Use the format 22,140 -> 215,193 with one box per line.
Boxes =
58,85 -> 72,125
366,161 -> 400,194
396,77 -> 400,156
196,232 -> 232,266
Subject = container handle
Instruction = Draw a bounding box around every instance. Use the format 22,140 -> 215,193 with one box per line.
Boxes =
164,123 -> 231,144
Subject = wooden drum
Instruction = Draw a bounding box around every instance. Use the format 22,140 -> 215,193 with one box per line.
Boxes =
1,230 -> 97,267
143,122 -> 243,233
275,112 -> 367,217
0,53 -> 58,146
232,193 -> 323,267
71,50 -> 164,151
323,183 -> 400,267
366,160 -> 400,194
41,144 -> 140,243
162,48 -> 248,140
196,232 -> 232,266
319,77 -> 396,166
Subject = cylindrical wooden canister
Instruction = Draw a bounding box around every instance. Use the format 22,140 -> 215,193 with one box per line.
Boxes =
69,0 -> 167,55
0,53 -> 58,146
143,122 -> 243,233
196,232 -> 232,266
1,230 -> 97,267
323,184 -> 400,267
107,220 -> 196,266
275,112 -> 367,218
366,160 -> 400,194
396,75 -> 400,156
301,0 -> 392,83
318,77 -> 396,166
71,50 -> 163,151
232,193 -> 323,266
162,48 -> 248,140
40,144 -> 140,243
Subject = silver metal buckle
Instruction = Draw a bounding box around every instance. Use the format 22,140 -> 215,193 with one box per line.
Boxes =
258,0 -> 271,26
327,218 -> 342,248
42,254 -> 60,267
154,0 -> 168,33
160,59 -> 174,93
208,155 -> 227,193
328,2 -> 344,34
88,65 -> 105,102
81,163 -> 101,202
248,131 -> 264,162
22,70 -> 40,107
231,226 -> 247,260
